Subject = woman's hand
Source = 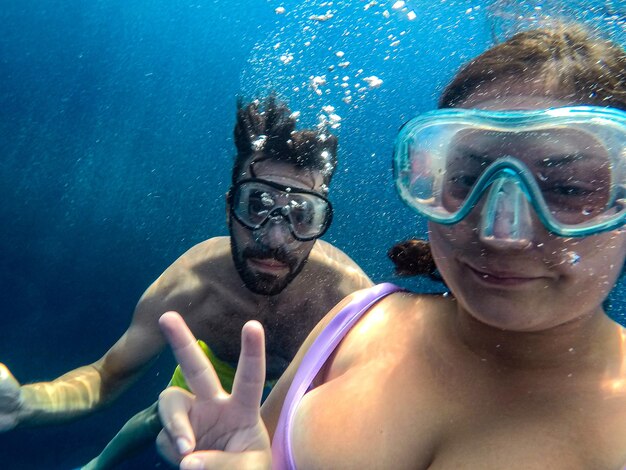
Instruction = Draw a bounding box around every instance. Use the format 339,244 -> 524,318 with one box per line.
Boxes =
156,312 -> 271,470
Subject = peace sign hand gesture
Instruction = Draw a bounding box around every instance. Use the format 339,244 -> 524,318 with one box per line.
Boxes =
156,312 -> 271,470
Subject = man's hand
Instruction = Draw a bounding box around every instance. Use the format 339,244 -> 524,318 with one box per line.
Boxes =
156,312 -> 271,470
0,364 -> 24,431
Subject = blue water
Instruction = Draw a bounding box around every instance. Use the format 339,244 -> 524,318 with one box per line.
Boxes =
0,1 -> 624,468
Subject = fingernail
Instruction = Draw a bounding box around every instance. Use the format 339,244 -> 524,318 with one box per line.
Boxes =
177,437 -> 193,454
181,456 -> 203,470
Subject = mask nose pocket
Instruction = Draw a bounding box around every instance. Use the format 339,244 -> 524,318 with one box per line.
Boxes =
479,173 -> 533,248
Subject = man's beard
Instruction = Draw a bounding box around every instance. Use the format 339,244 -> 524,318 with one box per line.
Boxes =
231,238 -> 307,296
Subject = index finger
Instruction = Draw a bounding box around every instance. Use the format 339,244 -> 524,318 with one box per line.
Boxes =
159,311 -> 223,399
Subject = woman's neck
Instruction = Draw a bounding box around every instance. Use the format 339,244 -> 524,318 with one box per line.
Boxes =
450,304 -> 622,375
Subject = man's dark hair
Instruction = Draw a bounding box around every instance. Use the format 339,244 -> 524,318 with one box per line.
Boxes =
232,95 -> 338,188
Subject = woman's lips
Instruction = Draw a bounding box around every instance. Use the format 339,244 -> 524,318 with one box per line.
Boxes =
465,264 -> 545,287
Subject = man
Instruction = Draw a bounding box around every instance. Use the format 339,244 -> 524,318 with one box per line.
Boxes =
0,96 -> 372,469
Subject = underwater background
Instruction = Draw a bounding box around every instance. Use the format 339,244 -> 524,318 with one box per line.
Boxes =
1,0 -> 624,468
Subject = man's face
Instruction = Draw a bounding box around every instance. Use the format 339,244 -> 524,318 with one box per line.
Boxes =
229,159 -> 327,295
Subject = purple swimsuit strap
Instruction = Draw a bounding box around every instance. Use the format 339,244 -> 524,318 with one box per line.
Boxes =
271,283 -> 404,470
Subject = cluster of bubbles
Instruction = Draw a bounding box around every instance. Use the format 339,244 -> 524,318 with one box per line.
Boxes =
241,0 -> 437,131
240,0 -> 623,136
252,135 -> 268,151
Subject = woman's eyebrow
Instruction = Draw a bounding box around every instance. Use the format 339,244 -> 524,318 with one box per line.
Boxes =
450,144 -> 495,162
452,141 -> 607,168
535,152 -> 604,167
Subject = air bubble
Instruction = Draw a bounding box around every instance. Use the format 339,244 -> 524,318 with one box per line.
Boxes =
261,192 -> 273,207
252,135 -> 267,151
363,75 -> 383,88
567,252 -> 580,265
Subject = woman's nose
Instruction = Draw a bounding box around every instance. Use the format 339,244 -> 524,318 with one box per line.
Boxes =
478,176 -> 534,250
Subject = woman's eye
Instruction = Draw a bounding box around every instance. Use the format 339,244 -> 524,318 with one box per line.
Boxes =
542,182 -> 607,217
550,185 -> 591,196
543,181 -> 595,198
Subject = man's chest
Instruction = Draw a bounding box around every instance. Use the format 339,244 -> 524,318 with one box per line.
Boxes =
183,294 -> 324,368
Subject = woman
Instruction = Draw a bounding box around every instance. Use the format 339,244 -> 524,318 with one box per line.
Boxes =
156,25 -> 626,469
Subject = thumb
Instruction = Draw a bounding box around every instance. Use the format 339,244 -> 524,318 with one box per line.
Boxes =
157,387 -> 197,461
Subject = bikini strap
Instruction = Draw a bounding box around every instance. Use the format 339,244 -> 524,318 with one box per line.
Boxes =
272,283 -> 404,469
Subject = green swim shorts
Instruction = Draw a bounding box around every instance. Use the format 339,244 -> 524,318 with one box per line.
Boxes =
168,340 -> 277,401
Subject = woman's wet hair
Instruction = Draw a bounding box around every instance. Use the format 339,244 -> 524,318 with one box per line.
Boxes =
232,95 -> 338,186
440,24 -> 626,110
388,239 -> 441,281
389,24 -> 626,278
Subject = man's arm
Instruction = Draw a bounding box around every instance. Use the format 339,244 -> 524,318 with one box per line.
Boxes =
0,256 -> 200,430
6,242 -> 219,428
82,401 -> 161,470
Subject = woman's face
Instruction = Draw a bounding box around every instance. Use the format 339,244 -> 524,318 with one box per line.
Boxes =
429,89 -> 626,331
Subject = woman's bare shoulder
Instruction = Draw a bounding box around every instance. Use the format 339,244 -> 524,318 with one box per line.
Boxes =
260,289 -> 452,435
325,291 -> 450,374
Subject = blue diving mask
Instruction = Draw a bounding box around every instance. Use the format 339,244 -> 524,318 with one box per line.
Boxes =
393,106 -> 626,238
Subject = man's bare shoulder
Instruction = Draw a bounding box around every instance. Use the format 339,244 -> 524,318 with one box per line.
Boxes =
177,236 -> 232,262
305,239 -> 373,291
328,291 -> 450,377
308,239 -> 355,263
138,237 -> 233,311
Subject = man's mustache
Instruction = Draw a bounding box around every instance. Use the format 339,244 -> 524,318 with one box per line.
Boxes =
243,246 -> 295,267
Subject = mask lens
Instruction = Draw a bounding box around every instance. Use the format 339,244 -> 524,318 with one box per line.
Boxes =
442,136 -> 491,213
395,108 -> 626,236
285,194 -> 330,239
232,180 -> 332,240
234,183 -> 278,227
537,153 -> 612,225
446,128 -> 614,225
